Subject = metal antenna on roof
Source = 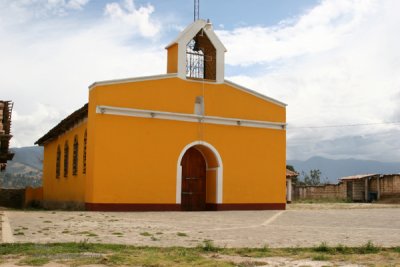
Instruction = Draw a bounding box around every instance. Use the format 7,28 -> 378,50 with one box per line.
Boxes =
194,0 -> 199,21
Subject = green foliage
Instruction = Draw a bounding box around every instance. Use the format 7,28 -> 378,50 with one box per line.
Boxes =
78,239 -> 92,250
199,240 -> 220,252
177,232 -> 188,237
286,165 -> 299,184
140,232 -> 151,237
301,169 -> 322,185
335,244 -> 351,254
358,241 -> 380,254
312,254 -> 330,261
313,242 -> 332,253
18,257 -> 50,266
286,165 -> 296,172
260,244 -> 270,253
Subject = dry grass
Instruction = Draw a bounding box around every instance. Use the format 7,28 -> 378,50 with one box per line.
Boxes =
0,241 -> 398,266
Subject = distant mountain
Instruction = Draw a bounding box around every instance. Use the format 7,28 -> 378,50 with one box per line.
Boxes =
0,146 -> 43,188
288,156 -> 400,184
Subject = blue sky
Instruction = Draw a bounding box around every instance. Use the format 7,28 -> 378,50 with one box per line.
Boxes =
1,0 -> 400,162
81,0 -> 319,29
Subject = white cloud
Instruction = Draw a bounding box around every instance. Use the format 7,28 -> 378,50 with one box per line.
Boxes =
218,0 -> 377,66
104,0 -> 160,38
10,104 -> 66,147
0,0 -> 90,22
223,0 -> 400,161
0,0 -> 165,147
66,0 -> 90,10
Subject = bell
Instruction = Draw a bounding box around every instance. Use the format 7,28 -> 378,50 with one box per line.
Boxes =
193,38 -> 200,52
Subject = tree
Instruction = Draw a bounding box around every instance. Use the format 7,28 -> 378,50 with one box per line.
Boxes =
286,165 -> 295,172
302,169 -> 321,186
286,164 -> 299,184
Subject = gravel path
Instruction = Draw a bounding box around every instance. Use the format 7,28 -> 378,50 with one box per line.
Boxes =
2,203 -> 400,248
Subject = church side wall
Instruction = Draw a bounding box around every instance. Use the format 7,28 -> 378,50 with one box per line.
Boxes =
42,120 -> 87,208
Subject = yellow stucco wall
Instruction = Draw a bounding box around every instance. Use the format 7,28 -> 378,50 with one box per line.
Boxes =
84,77 -> 286,205
42,121 -> 87,203
167,44 -> 178,74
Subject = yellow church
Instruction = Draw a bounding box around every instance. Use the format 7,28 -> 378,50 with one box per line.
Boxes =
35,20 -> 287,211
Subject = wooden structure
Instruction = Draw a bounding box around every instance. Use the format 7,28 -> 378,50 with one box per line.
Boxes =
340,174 -> 380,202
0,101 -> 14,171
286,169 -> 298,203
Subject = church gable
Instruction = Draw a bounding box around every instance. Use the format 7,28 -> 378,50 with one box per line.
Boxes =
90,76 -> 285,129
166,19 -> 226,83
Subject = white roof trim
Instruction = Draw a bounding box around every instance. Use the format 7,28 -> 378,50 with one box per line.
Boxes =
96,105 -> 286,130
89,73 -> 178,91
88,74 -> 287,108
224,80 -> 287,107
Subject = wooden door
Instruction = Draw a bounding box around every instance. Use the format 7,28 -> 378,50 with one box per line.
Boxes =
347,181 -> 353,200
181,147 -> 206,211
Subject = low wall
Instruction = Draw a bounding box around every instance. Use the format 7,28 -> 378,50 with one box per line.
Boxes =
0,188 -> 25,208
0,187 -> 43,208
293,183 -> 346,201
24,187 -> 43,207
380,175 -> 400,198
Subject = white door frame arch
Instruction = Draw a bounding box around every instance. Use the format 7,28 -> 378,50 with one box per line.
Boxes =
176,141 -> 223,204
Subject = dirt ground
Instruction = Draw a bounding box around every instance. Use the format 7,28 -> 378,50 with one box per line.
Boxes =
1,203 -> 400,248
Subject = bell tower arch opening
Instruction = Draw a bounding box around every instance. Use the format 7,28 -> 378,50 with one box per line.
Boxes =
186,30 -> 217,81
165,19 -> 227,83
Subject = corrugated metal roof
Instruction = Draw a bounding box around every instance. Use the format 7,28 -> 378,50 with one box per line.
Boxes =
286,169 -> 299,177
339,174 -> 378,181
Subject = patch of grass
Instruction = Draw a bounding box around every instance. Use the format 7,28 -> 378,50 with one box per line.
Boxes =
61,230 -> 70,234
358,241 -> 380,254
112,232 -> 124,236
18,257 -> 50,266
199,240 -> 220,252
87,233 -> 98,237
140,232 -> 151,237
313,242 -> 332,253
177,232 -> 188,237
312,254 -> 330,261
43,221 -> 52,223
14,232 -> 25,236
150,236 -> 159,241
77,231 -> 97,237
260,244 -> 270,253
156,232 -> 163,235
335,244 -> 351,254
78,239 -> 93,250
1,243 -> 400,267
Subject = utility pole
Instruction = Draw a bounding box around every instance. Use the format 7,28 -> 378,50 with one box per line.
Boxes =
194,0 -> 199,21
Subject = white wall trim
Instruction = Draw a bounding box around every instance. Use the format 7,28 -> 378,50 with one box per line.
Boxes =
96,105 -> 286,130
176,141 -> 223,204
89,73 -> 178,91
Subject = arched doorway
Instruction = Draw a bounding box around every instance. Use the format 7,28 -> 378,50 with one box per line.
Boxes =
176,141 -> 223,211
181,147 -> 206,211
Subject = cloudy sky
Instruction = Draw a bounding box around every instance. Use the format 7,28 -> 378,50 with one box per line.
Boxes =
1,0 -> 399,162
